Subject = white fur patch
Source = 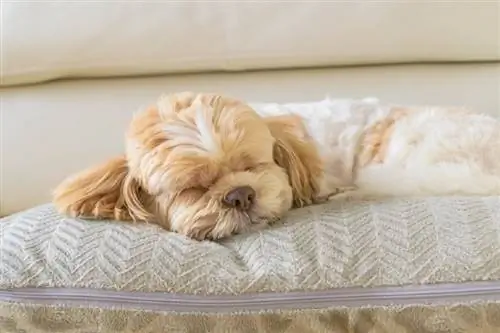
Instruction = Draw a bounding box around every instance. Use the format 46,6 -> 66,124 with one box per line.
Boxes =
162,103 -> 219,155
254,97 -> 500,198
194,103 -> 218,153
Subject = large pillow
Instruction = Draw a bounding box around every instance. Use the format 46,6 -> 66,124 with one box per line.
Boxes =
1,197 -> 500,332
2,1 -> 499,86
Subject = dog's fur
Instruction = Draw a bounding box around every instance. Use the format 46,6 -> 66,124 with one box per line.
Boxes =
53,92 -> 500,240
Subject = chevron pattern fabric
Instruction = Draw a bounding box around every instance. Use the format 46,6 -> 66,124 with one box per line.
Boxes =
1,196 -> 500,294
1,197 -> 500,332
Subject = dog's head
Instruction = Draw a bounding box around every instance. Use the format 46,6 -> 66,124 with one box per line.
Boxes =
53,93 -> 322,240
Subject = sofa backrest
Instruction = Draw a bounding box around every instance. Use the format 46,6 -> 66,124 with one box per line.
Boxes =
2,1 -> 499,86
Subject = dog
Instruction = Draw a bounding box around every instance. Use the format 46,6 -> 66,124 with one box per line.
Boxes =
53,92 -> 500,240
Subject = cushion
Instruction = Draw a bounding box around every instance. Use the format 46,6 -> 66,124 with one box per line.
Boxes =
1,196 -> 500,332
2,1 -> 499,86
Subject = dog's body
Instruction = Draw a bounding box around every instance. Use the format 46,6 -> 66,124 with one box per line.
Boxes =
54,93 -> 500,240
257,98 -> 500,199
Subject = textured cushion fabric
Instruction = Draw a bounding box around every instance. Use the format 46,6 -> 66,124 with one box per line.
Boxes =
0,197 -> 500,332
2,1 -> 499,86
2,63 -> 499,216
2,197 -> 500,293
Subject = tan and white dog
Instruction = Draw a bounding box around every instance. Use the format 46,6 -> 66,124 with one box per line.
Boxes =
53,92 -> 500,240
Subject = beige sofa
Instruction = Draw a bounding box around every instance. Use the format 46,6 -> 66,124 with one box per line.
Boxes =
1,2 -> 500,333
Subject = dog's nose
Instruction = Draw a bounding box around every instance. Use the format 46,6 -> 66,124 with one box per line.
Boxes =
224,186 -> 256,210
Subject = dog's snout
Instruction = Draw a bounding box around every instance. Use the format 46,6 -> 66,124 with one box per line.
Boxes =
224,186 -> 256,210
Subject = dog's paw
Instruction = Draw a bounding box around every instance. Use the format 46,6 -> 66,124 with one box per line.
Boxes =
314,186 -> 358,204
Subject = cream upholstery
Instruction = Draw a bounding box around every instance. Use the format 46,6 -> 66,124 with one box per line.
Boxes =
2,1 -> 499,86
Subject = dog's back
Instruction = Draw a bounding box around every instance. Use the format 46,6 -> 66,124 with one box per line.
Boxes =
352,106 -> 500,198
257,98 -> 500,198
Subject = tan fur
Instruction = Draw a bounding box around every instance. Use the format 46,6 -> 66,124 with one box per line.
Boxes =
53,156 -> 153,222
358,107 -> 409,167
265,115 -> 323,207
54,93 -> 298,240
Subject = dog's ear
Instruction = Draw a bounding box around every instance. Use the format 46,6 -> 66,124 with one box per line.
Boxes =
265,115 -> 323,207
53,156 -> 152,221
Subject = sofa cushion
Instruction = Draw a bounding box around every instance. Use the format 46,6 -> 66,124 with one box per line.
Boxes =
2,1 -> 499,86
1,197 -> 500,332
